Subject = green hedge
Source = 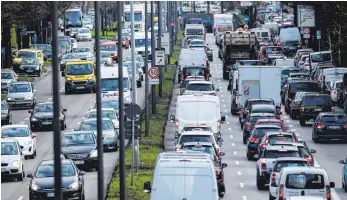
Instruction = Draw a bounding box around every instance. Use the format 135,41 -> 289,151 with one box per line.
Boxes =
91,29 -> 117,40
106,31 -> 183,200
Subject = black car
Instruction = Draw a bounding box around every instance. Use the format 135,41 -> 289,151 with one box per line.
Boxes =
284,80 -> 319,114
1,100 -> 12,125
281,77 -> 304,104
312,112 -> 347,143
289,92 -> 319,119
61,131 -> 98,171
29,102 -> 67,131
27,159 -> 85,200
246,104 -> 279,122
246,125 -> 282,160
239,98 -> 275,124
299,94 -> 333,126
242,113 -> 276,144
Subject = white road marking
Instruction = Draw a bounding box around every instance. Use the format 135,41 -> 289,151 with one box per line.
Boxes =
288,124 -> 294,127
231,143 -> 235,146
286,120 -> 291,123
48,97 -> 53,100
223,105 -> 226,107
222,99 -> 225,102
218,79 -> 221,82
24,118 -> 29,121
242,196 -> 247,200
233,151 -> 237,155
230,135 -> 233,139
228,128 -> 231,131
240,183 -> 244,188
283,115 -> 288,119
235,161 -> 239,165
221,95 -> 224,97
225,115 -> 228,118
296,133 -> 300,136
291,129 -> 296,132
224,110 -> 227,112
227,121 -> 230,124
17,196 -> 24,200
20,121 -> 25,124
237,171 -> 242,175
77,122 -> 80,125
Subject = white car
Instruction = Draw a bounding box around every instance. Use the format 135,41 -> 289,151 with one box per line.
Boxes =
1,137 -> 25,181
70,38 -> 78,50
1,124 -> 37,159
84,21 -> 93,30
85,108 -> 119,129
182,80 -> 219,96
123,61 -> 143,88
100,51 -> 113,66
76,28 -> 92,41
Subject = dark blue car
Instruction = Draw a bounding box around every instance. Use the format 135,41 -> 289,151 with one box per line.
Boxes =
312,112 -> 347,143
280,66 -> 301,85
339,157 -> 347,192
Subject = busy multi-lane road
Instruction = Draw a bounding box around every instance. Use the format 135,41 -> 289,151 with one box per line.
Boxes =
1,35 -> 146,200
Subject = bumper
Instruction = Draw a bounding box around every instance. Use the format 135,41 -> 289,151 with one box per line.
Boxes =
77,37 -> 91,41
316,130 -> 347,140
31,119 -> 63,129
1,166 -> 22,177
65,82 -> 96,92
7,100 -> 34,108
103,139 -> 118,150
69,157 -> 98,168
19,68 -> 40,75
243,130 -> 252,138
247,145 -> 259,156
29,189 -> 83,200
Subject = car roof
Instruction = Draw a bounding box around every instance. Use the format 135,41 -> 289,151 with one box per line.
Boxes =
63,131 -> 96,135
1,69 -> 15,73
289,80 -> 316,84
265,131 -> 296,136
188,80 -> 212,85
40,159 -> 72,165
252,104 -> 275,109
265,145 -> 298,151
254,124 -> 282,129
11,81 -> 30,85
256,119 -> 282,122
181,131 -> 214,135
303,93 -> 330,97
250,113 -> 276,117
275,157 -> 308,162
2,124 -> 29,129
1,137 -> 18,142
182,142 -> 213,147
248,98 -> 273,102
281,167 -> 328,174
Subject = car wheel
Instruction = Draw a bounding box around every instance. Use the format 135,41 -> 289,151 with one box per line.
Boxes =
65,87 -> 71,95
137,80 -> 142,88
343,180 -> 347,192
61,121 -> 66,130
299,118 -> 306,126
313,132 -> 319,143
223,72 -> 228,80
269,193 -> 276,200
243,136 -> 247,144
37,68 -> 41,77
17,168 -> 24,181
246,152 -> 252,160
256,172 -> 266,190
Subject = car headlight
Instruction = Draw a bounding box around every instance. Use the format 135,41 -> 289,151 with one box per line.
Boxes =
31,183 -> 40,191
88,76 -> 93,80
68,182 -> 79,190
9,160 -> 19,167
31,117 -> 38,122
67,78 -> 71,81
90,149 -> 98,158
24,140 -> 33,145
25,96 -> 33,100
7,97 -> 13,101
59,115 -> 64,120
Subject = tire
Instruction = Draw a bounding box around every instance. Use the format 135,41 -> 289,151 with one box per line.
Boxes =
300,118 -> 306,126
243,136 -> 247,144
256,172 -> 266,190
281,97 -> 285,105
17,168 -> 24,181
61,121 -> 66,130
65,87 -> 71,95
240,123 -> 244,129
247,152 -> 252,160
291,109 -> 296,119
115,141 -> 119,152
223,72 -> 228,80
285,105 -> 289,114
37,68 -> 41,77
312,132 -> 319,143
269,193 -> 276,200
137,80 -> 142,88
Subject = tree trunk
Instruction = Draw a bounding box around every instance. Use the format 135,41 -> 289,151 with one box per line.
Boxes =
2,26 -> 12,69
16,28 -> 22,50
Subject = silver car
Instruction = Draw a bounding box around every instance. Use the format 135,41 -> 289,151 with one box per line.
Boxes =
125,55 -> 145,72
123,61 -> 142,88
76,28 -> 92,41
7,81 -> 36,109
1,137 -> 25,181
85,108 -> 119,129
182,80 -> 219,96
100,51 -> 113,66
1,70 -> 18,94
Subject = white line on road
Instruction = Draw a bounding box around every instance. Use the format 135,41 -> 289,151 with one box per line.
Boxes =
221,95 -> 224,97
77,122 -> 80,125
233,151 -> 237,155
20,121 -> 25,124
224,110 -> 227,112
283,115 -> 288,119
288,124 -> 294,127
231,143 -> 235,146
291,129 -> 296,132
286,120 -> 291,123
230,135 -> 233,139
237,171 -> 242,175
17,196 -> 24,200
225,115 -> 228,118
223,105 -> 226,107
222,99 -> 225,102
218,79 -> 221,82
227,121 -> 230,124
48,97 -> 52,100
24,118 -> 29,121
242,196 -> 247,200
228,128 -> 231,131
235,161 -> 239,165
240,183 -> 244,188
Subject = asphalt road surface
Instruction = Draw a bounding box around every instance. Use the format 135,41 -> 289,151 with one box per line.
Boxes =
1,33 -> 147,200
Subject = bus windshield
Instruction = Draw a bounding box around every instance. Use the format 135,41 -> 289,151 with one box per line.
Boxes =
65,10 -> 83,28
124,12 -> 142,22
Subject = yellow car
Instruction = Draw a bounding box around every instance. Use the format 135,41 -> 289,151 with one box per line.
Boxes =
13,49 -> 44,75
62,61 -> 96,94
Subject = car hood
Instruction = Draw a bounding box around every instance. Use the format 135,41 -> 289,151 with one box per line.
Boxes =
33,112 -> 53,118
12,137 -> 32,146
1,110 -> 8,116
33,176 -> 77,189
1,79 -> 12,85
61,145 -> 96,154
62,59 -> 83,63
1,154 -> 20,164
78,33 -> 90,36
101,130 -> 116,138
7,92 -> 32,98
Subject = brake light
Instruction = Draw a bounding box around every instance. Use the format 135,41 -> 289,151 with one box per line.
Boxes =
279,184 -> 284,200
215,147 -> 220,156
175,146 -> 180,151
217,120 -> 221,133
175,120 -> 179,129
245,122 -> 251,129
249,137 -> 260,143
206,59 -> 209,66
215,169 -> 220,175
301,107 -> 305,112
261,161 -> 266,170
331,106 -> 335,112
343,125 -> 347,129
181,72 -> 185,80
223,64 -> 227,71
316,124 -> 324,129
326,185 -> 331,200
292,137 -> 296,142
307,156 -> 313,163
265,137 -> 269,144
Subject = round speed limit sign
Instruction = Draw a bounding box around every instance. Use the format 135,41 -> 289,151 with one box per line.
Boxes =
148,67 -> 159,78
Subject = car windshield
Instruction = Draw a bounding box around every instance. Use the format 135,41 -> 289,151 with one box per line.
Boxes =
286,174 -> 325,189
254,128 -> 281,138
74,48 -> 91,53
274,161 -> 309,172
66,64 -> 93,75
63,54 -> 82,60
101,100 -> 119,110
251,116 -> 276,123
134,39 -> 151,47
1,72 -> 14,79
79,29 -> 89,33
1,142 -> 18,155
35,163 -> 75,178
71,28 -> 78,33
88,110 -> 116,119
179,135 -> 213,145
101,78 -> 129,91
17,51 -> 36,59
257,122 -> 281,127
100,45 -> 116,51
311,53 -> 332,63
182,145 -> 216,156
290,83 -> 319,94
21,59 -> 39,65
2,127 -> 30,137
269,135 -> 294,144
187,83 -> 213,91
124,12 -> 142,22
295,92 -> 314,101
290,74 -> 310,79
34,104 -> 53,113
283,41 -> 299,46
265,47 -> 282,53
186,28 -> 204,35
321,115 -> 347,123
190,40 -> 204,46
8,84 -> 31,93
62,133 -> 95,146
264,150 -> 300,158
100,52 -> 110,58
184,68 -> 206,76
80,120 -> 113,130
282,69 -> 301,75
303,96 -> 332,106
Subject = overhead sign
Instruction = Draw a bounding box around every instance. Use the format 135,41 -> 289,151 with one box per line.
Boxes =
303,27 -> 310,34
297,5 -> 315,27
240,1 -> 252,7
155,32 -> 171,55
316,30 -> 321,39
148,67 -> 159,85
154,49 -> 165,66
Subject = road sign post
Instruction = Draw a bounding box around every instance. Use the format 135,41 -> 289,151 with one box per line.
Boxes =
148,67 -> 160,85
317,30 -> 321,51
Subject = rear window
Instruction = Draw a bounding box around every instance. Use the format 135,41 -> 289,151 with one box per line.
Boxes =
179,135 -> 214,145
239,61 -> 266,66
261,32 -> 269,37
252,107 -> 276,114
250,116 -> 276,123
254,128 -> 282,138
286,174 -> 325,189
282,70 -> 301,76
187,83 -> 213,91
303,96 -> 332,106
265,47 -> 282,53
258,122 -> 281,127
264,150 -> 300,158
269,135 -> 294,144
311,53 -> 332,63
184,68 -> 206,76
289,83 -> 319,94
274,161 -> 309,172
248,100 -> 274,108
321,115 -> 347,123
217,24 -> 233,32
290,74 -> 310,79
183,127 -> 212,132
186,28 -> 204,35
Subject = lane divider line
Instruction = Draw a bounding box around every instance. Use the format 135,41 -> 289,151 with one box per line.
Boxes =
232,143 -> 235,146
233,151 -> 237,155
237,171 -> 242,176
230,135 -> 233,139
24,118 -> 29,121
17,196 -> 24,200
291,129 -> 296,132
20,121 -> 25,124
240,183 -> 244,188
242,196 -> 247,200
235,161 -> 239,165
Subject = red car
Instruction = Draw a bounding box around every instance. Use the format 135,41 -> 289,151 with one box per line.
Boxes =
254,119 -> 288,131
258,46 -> 283,61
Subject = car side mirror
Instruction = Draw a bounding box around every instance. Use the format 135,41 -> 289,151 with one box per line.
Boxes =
222,163 -> 227,168
61,71 -> 65,77
310,149 -> 316,153
170,115 -> 175,122
144,181 -> 151,193
219,152 -> 225,156
219,138 -> 224,142
63,108 -> 67,112
221,115 -> 226,122
330,182 -> 335,188
27,174 -> 33,178
79,171 -> 86,176
28,110 -> 32,113
227,85 -> 231,91
32,133 -> 37,138
339,160 -> 346,164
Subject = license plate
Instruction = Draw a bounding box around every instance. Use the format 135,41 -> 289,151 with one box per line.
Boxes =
26,70 -> 33,72
74,160 -> 84,164
15,101 -> 25,104
42,121 -> 52,125
329,126 -> 341,130
1,168 -> 6,172
76,86 -> 84,89
47,193 -> 54,197
314,108 -> 322,111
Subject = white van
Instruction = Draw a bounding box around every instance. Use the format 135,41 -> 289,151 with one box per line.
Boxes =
276,167 -> 335,200
100,67 -> 132,106
184,24 -> 205,39
170,94 -> 225,136
250,28 -> 271,44
143,151 -> 220,200
134,32 -> 152,60
178,48 -> 208,70
213,14 -> 233,34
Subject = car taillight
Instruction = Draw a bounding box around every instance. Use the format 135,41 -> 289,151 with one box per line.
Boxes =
307,156 -> 313,163
245,122 -> 251,129
215,148 -> 220,156
249,137 -> 260,143
279,184 -> 284,200
175,146 -> 180,151
271,173 -> 276,186
316,124 -> 324,129
223,64 -> 227,71
343,125 -> 347,129
181,72 -> 185,80
175,120 -> 179,129
261,161 -> 266,170
238,109 -> 243,117
331,106 -> 335,112
217,120 -> 221,132
301,107 -> 305,112
326,185 -> 331,200
215,169 -> 220,175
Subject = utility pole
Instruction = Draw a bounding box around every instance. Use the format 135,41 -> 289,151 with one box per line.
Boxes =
207,1 -> 210,14
193,1 -> 196,13
51,2 -> 62,200
339,25 -> 342,66
151,1 -> 156,114
117,2 -> 126,200
221,1 -> 224,14
158,1 -> 163,97
145,3 -> 149,136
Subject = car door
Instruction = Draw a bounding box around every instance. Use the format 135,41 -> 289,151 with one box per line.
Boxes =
29,129 -> 36,152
